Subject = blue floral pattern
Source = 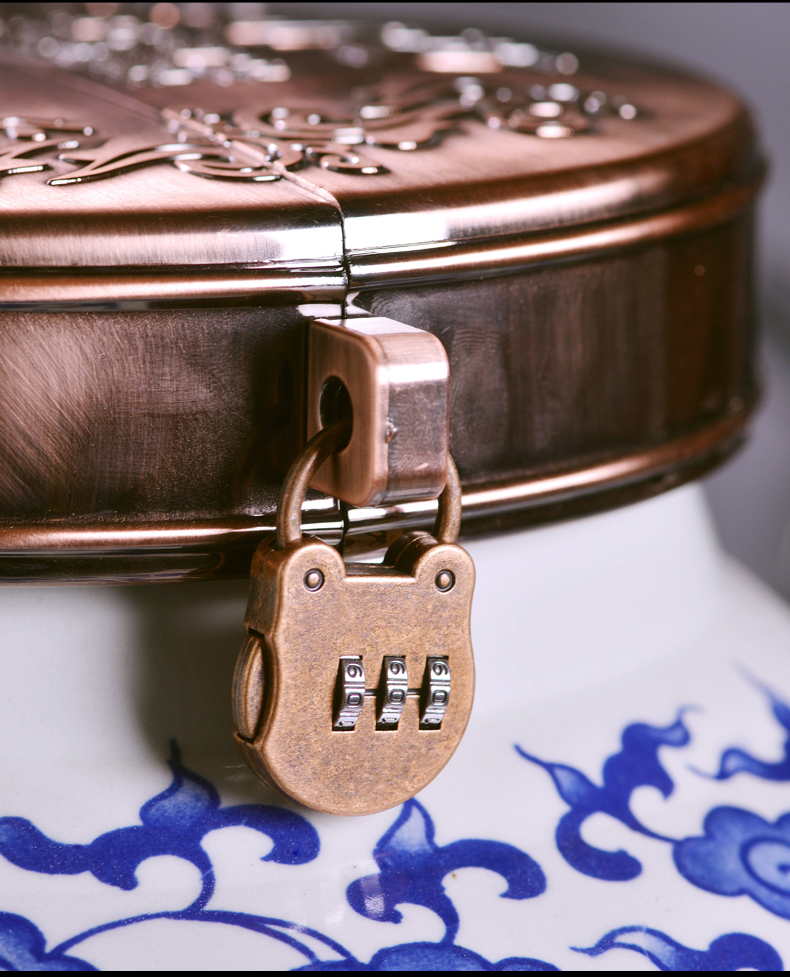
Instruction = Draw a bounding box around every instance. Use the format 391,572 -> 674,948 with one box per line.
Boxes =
296,943 -> 559,971
0,742 -> 317,904
0,743 -> 555,970
675,809 -> 790,917
347,799 -> 545,943
575,926 -> 782,971
516,715 -> 688,880
0,913 -> 96,971
706,677 -> 790,782
518,678 -> 790,969
2,678 -> 790,970
667,679 -> 790,923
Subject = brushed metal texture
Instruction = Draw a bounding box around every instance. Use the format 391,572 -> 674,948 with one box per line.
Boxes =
0,63 -> 345,274
0,25 -> 764,581
307,317 -> 449,506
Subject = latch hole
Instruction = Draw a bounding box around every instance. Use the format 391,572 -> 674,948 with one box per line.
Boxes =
319,376 -> 353,446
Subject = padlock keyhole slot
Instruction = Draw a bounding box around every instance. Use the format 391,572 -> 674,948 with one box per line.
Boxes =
319,376 -> 353,447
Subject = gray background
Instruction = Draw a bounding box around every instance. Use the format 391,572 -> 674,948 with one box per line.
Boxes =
274,3 -> 790,597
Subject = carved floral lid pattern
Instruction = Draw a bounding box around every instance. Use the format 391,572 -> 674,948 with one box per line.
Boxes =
0,5 -> 758,269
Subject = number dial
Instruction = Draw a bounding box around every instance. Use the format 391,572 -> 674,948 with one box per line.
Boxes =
377,656 -> 409,731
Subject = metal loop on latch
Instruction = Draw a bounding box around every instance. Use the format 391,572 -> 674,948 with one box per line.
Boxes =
276,419 -> 461,549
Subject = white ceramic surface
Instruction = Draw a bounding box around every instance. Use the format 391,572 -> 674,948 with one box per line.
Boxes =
2,484 -> 790,971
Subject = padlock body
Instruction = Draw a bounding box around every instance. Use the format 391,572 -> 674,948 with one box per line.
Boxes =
235,535 -> 475,815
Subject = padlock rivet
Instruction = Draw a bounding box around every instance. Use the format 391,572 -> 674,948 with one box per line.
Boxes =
435,570 -> 455,592
304,569 -> 324,591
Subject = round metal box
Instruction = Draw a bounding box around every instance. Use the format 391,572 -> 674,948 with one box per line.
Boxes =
1,11 -> 788,974
0,13 -> 762,580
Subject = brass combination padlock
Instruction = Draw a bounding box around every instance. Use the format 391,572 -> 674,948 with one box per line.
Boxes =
233,421 -> 475,816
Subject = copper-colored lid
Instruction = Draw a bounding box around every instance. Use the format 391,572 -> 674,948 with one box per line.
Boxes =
0,14 -> 764,581
0,36 -> 757,279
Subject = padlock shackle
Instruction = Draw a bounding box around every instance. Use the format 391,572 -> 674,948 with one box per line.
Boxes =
276,420 -> 461,549
436,458 -> 462,544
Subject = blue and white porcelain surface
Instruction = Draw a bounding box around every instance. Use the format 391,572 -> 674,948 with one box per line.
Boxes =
2,484 -> 790,970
